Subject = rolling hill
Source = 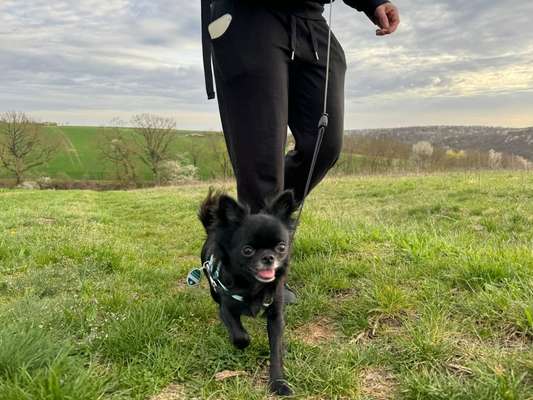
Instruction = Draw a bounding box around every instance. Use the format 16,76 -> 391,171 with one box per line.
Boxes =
347,126 -> 533,160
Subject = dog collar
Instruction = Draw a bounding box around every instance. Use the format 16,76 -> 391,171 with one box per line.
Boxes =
187,255 -> 244,302
206,255 -> 245,302
187,255 -> 274,307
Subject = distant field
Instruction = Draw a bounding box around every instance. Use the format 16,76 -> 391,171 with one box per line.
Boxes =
0,172 -> 531,399
0,126 -> 226,181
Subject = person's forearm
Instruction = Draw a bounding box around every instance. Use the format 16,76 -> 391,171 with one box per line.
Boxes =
343,0 -> 390,20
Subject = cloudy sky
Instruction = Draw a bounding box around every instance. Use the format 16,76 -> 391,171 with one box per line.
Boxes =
1,0 -> 532,129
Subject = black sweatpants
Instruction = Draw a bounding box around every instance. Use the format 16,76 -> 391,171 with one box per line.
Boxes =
210,0 -> 346,213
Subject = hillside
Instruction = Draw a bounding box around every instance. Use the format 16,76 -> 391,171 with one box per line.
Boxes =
0,126 -> 226,181
347,126 -> 533,160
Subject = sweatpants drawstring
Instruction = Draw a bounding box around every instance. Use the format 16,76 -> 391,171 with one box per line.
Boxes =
290,15 -> 296,60
306,20 -> 320,61
290,15 -> 320,63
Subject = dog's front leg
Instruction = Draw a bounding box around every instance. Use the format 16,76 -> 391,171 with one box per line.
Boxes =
266,282 -> 292,396
220,302 -> 250,349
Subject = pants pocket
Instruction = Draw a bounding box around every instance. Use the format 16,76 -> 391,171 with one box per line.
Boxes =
209,0 -> 235,39
209,14 -> 232,39
211,0 -> 248,83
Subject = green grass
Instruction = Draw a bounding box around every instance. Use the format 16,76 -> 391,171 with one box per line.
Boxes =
0,171 -> 532,399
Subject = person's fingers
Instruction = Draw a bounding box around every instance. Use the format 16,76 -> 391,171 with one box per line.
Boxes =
374,5 -> 391,36
387,8 -> 400,33
375,7 -> 390,31
374,4 -> 400,36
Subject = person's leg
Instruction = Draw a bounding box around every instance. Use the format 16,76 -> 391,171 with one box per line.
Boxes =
211,1 -> 291,213
284,16 -> 347,205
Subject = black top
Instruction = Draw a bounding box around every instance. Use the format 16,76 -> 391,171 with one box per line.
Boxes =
264,0 -> 390,20
317,0 -> 389,18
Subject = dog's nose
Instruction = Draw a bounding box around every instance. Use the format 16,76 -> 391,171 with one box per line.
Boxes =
262,254 -> 275,265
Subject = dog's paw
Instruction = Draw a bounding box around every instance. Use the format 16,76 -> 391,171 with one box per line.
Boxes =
231,332 -> 250,350
270,379 -> 293,396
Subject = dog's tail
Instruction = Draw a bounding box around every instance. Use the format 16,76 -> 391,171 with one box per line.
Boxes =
198,187 -> 225,232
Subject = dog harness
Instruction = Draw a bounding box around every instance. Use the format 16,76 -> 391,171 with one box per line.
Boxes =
187,255 -> 274,307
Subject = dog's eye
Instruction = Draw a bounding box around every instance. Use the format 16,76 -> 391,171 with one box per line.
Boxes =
276,242 -> 287,253
241,245 -> 255,257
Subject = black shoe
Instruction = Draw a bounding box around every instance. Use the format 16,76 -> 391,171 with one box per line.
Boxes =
283,284 -> 297,305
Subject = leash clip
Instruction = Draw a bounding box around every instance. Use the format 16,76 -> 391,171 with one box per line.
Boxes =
318,113 -> 329,129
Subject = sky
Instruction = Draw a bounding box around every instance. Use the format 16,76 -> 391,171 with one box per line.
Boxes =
0,0 -> 532,130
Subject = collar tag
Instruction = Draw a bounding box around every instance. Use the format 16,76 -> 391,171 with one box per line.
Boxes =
186,268 -> 203,287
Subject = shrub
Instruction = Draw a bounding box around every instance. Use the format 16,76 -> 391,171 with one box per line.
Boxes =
159,157 -> 198,185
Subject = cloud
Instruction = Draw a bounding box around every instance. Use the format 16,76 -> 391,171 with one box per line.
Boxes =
0,0 -> 532,128
331,0 -> 533,127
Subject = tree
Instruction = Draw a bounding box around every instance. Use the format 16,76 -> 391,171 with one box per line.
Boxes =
488,149 -> 502,169
159,156 -> 198,185
0,111 -> 60,184
513,155 -> 532,171
131,113 -> 177,184
97,121 -> 139,185
207,133 -> 233,180
412,140 -> 434,172
183,136 -> 204,168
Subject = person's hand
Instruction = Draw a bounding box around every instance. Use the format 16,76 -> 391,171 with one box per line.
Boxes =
374,2 -> 400,36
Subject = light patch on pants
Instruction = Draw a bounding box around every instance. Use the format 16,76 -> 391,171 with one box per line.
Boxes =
208,14 -> 232,39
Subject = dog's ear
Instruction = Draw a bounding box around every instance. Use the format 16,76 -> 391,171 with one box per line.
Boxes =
265,190 -> 299,222
217,195 -> 248,225
198,187 -> 225,232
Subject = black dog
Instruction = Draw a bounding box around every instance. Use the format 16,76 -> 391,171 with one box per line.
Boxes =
198,188 -> 298,396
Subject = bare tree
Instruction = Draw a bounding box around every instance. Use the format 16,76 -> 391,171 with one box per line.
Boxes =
131,113 -> 177,184
183,136 -> 204,168
96,121 -> 139,185
412,140 -> 434,172
488,149 -> 502,169
207,133 -> 233,180
0,111 -> 60,184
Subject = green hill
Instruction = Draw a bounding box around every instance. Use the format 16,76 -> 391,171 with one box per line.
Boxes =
0,125 -> 227,181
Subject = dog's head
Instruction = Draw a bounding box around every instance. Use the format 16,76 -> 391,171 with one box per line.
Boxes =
199,189 -> 299,283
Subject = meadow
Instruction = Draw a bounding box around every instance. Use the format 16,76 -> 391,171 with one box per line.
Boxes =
0,172 -> 532,399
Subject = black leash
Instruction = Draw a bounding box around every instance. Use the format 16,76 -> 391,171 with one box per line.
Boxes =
289,1 -> 335,249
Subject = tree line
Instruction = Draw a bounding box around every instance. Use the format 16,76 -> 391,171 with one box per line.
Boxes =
0,111 -> 531,188
331,135 -> 532,176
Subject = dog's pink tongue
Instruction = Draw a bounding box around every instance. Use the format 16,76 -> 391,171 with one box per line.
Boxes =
258,269 -> 275,280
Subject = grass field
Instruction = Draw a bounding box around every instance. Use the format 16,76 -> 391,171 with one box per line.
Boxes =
0,172 -> 532,399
